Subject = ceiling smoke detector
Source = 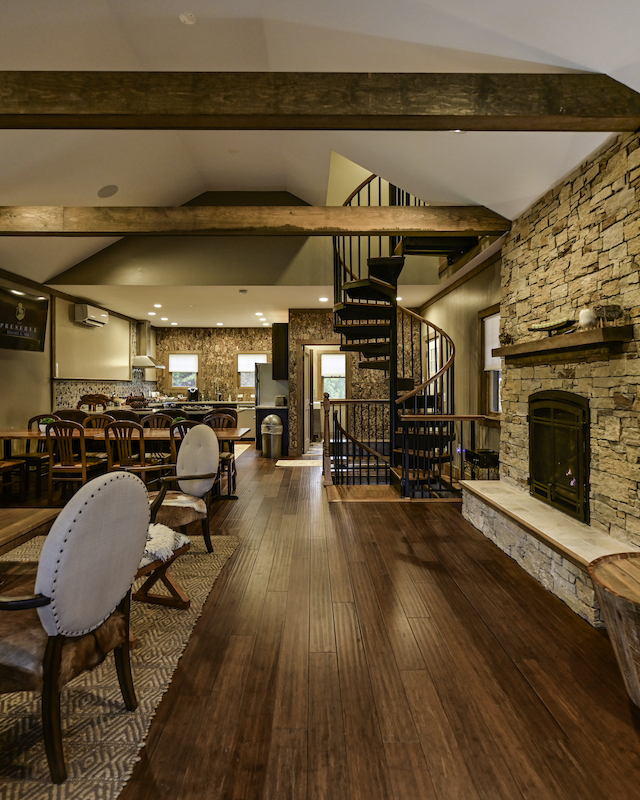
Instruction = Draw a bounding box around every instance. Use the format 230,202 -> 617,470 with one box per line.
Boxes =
179,12 -> 196,25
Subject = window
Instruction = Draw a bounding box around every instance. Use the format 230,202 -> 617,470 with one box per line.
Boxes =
480,309 -> 502,415
237,352 -> 268,390
320,353 -> 347,399
168,352 -> 199,391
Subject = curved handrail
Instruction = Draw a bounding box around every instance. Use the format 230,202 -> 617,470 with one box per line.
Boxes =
332,411 -> 390,465
395,305 -> 456,405
343,173 -> 378,207
334,173 -> 381,284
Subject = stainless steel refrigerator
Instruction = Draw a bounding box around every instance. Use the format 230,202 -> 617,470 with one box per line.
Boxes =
255,362 -> 289,406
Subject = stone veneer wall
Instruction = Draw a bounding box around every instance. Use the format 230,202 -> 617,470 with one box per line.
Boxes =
288,309 -> 388,454
462,492 -> 601,626
501,131 -> 640,546
155,327 -> 272,401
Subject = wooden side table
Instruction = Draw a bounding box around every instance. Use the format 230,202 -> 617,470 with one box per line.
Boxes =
589,552 -> 640,707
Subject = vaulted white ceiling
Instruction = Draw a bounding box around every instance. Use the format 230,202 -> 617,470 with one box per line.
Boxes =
0,0 -> 638,323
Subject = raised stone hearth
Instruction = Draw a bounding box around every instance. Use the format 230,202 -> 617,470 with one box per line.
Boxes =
462,480 -> 640,626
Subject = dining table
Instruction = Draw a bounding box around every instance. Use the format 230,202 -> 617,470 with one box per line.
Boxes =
0,427 -> 251,458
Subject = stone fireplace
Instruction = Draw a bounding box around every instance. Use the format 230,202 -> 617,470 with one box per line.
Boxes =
462,130 -> 640,626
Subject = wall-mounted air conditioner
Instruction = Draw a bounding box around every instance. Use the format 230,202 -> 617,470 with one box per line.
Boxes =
74,304 -> 109,327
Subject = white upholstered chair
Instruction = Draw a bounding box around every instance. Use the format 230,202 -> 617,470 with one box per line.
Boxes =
0,471 -> 150,783
151,424 -> 220,553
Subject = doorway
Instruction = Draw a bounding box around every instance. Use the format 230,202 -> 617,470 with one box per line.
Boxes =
301,343 -> 347,454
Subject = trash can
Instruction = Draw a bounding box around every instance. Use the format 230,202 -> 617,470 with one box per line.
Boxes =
261,414 -> 283,459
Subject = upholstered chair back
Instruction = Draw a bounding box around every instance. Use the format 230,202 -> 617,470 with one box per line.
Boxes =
34,471 -> 150,637
176,424 -> 219,498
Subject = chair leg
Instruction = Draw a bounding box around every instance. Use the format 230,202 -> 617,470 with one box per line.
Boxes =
114,593 -> 137,712
201,516 -> 213,553
42,635 -> 66,784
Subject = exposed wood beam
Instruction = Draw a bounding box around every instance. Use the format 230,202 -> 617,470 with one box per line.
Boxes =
0,72 -> 639,131
0,205 -> 511,236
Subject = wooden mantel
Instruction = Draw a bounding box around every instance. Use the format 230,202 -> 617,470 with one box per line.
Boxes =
493,325 -> 634,360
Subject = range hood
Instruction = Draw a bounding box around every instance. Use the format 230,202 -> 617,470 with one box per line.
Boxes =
134,321 -> 165,369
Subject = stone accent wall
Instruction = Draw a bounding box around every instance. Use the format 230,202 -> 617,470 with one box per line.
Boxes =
287,309 -> 389,454
463,491 -> 601,626
155,327 -> 272,401
288,310 -> 337,454
501,131 -> 640,546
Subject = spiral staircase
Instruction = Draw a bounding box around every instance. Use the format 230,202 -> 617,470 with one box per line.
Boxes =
326,176 -> 482,498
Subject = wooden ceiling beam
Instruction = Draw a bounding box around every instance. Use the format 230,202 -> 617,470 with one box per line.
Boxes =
0,72 -> 639,131
0,205 -> 511,236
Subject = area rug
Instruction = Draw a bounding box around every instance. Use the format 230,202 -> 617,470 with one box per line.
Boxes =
0,533 -> 239,800
276,460 -> 322,467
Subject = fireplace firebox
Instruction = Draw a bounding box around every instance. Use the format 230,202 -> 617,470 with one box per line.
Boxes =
529,391 -> 589,523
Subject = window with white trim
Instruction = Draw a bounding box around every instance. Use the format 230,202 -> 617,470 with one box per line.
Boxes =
482,312 -> 502,414
168,352 -> 199,390
320,352 -> 347,399
237,352 -> 268,390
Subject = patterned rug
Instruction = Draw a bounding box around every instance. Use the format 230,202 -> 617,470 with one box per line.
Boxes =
0,533 -> 239,799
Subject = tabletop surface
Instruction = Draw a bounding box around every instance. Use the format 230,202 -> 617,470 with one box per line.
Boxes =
0,427 -> 250,441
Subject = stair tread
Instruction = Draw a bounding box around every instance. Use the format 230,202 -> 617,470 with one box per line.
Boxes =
359,359 -> 390,370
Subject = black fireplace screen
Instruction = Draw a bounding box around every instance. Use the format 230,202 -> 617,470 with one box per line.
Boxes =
529,391 -> 589,523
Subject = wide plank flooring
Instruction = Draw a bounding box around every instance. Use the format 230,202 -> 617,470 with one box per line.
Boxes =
120,448 -> 640,800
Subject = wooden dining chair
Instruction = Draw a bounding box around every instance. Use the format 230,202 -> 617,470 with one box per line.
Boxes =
169,419 -> 200,462
104,421 -> 166,486
203,413 -> 237,496
141,414 -> 173,462
5,413 -> 61,498
111,409 -> 142,422
46,420 -> 105,505
150,425 -> 220,553
53,409 -> 89,424
162,408 -> 191,420
0,471 -> 150,783
84,413 -> 116,460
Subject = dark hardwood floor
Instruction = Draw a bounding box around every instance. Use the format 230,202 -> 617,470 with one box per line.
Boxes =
117,447 -> 640,800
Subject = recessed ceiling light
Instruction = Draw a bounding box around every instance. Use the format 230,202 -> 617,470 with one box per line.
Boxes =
100,314 -> 107,317
97,184 -> 119,198
216,322 -> 223,326
396,296 -> 402,301
263,323 -> 269,326
148,312 -> 156,316
255,312 -> 263,316
179,12 -> 196,24
319,297 -> 329,302
451,129 -> 466,134
10,290 -> 25,296
154,304 -> 162,308
161,317 -> 168,321
259,318 -> 266,321
171,322 -> 178,326
37,296 -> 46,300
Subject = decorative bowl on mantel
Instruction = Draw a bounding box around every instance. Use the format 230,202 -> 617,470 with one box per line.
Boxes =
528,317 -> 576,336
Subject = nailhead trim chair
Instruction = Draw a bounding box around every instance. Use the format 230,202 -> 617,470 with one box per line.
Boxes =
0,471 -> 150,783
150,424 -> 220,553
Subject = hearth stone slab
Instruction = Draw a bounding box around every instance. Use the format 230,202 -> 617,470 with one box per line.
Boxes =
461,480 -> 640,627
